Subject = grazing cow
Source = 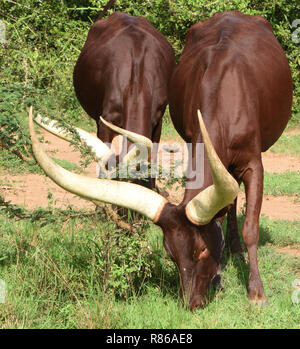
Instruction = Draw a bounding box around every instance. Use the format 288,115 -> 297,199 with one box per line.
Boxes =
29,11 -> 293,311
73,0 -> 175,186
35,0 -> 175,187
167,11 -> 293,308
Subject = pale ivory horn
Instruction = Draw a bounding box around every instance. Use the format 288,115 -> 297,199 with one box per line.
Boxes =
34,114 -> 114,163
185,110 -> 239,226
100,116 -> 152,165
29,106 -> 167,222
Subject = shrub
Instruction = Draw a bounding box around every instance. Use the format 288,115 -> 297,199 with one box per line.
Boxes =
0,0 -> 299,159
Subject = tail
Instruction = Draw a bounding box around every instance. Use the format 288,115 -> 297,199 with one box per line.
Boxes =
97,0 -> 116,21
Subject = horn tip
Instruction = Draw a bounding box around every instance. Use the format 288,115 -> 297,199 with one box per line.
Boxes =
28,106 -> 34,124
197,109 -> 204,127
29,105 -> 33,116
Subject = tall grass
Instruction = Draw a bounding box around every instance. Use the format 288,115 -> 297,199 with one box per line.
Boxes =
0,212 -> 299,329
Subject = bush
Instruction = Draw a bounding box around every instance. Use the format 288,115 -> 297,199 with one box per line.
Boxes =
0,0 -> 299,158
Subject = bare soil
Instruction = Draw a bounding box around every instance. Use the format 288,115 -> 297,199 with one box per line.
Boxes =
0,130 -> 96,210
1,129 -> 300,222
276,247 -> 300,258
261,151 -> 300,173
0,173 -> 95,210
237,194 -> 300,221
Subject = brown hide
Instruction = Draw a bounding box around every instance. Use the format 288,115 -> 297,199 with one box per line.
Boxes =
73,11 -> 175,179
163,11 -> 293,309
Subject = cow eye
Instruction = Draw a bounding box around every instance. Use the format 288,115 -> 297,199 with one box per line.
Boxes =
198,247 -> 208,259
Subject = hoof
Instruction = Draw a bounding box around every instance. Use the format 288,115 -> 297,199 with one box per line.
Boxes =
233,251 -> 248,264
249,297 -> 268,307
211,273 -> 224,291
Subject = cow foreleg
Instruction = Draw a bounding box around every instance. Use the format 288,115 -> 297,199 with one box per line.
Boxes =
226,198 -> 245,256
241,161 -> 267,305
151,119 -> 163,189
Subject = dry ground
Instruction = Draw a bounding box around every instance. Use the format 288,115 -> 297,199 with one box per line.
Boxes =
1,128 -> 300,222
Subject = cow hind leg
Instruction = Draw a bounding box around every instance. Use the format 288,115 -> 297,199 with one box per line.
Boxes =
241,160 -> 267,305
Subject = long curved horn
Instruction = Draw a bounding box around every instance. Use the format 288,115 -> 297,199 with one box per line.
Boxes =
34,114 -> 114,162
185,110 -> 239,226
29,107 -> 167,222
100,117 -> 152,165
100,117 -> 153,151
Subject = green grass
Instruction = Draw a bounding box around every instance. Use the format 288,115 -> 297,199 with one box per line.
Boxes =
264,171 -> 300,199
0,151 -> 85,175
270,132 -> 300,158
0,149 -> 41,175
51,157 -> 82,173
0,211 -> 299,329
239,215 -> 300,248
161,108 -> 184,143
114,248 -> 299,329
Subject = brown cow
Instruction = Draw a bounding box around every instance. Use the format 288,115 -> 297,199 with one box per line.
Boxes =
167,11 -> 293,308
29,11 -> 293,311
73,0 -> 175,186
35,0 -> 175,187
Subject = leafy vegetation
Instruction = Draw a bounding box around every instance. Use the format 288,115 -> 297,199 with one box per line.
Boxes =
0,210 -> 299,329
0,0 -> 299,163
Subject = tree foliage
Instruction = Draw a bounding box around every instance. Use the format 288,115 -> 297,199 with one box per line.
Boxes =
0,0 -> 299,161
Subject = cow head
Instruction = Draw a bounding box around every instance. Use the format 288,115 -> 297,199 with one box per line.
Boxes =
157,203 -> 225,309
29,107 -> 238,311
154,111 -> 237,309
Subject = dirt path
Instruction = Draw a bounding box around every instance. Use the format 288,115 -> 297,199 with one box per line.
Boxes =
1,129 -> 300,221
0,173 -> 95,210
276,247 -> 300,258
237,194 -> 300,221
261,151 -> 300,173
